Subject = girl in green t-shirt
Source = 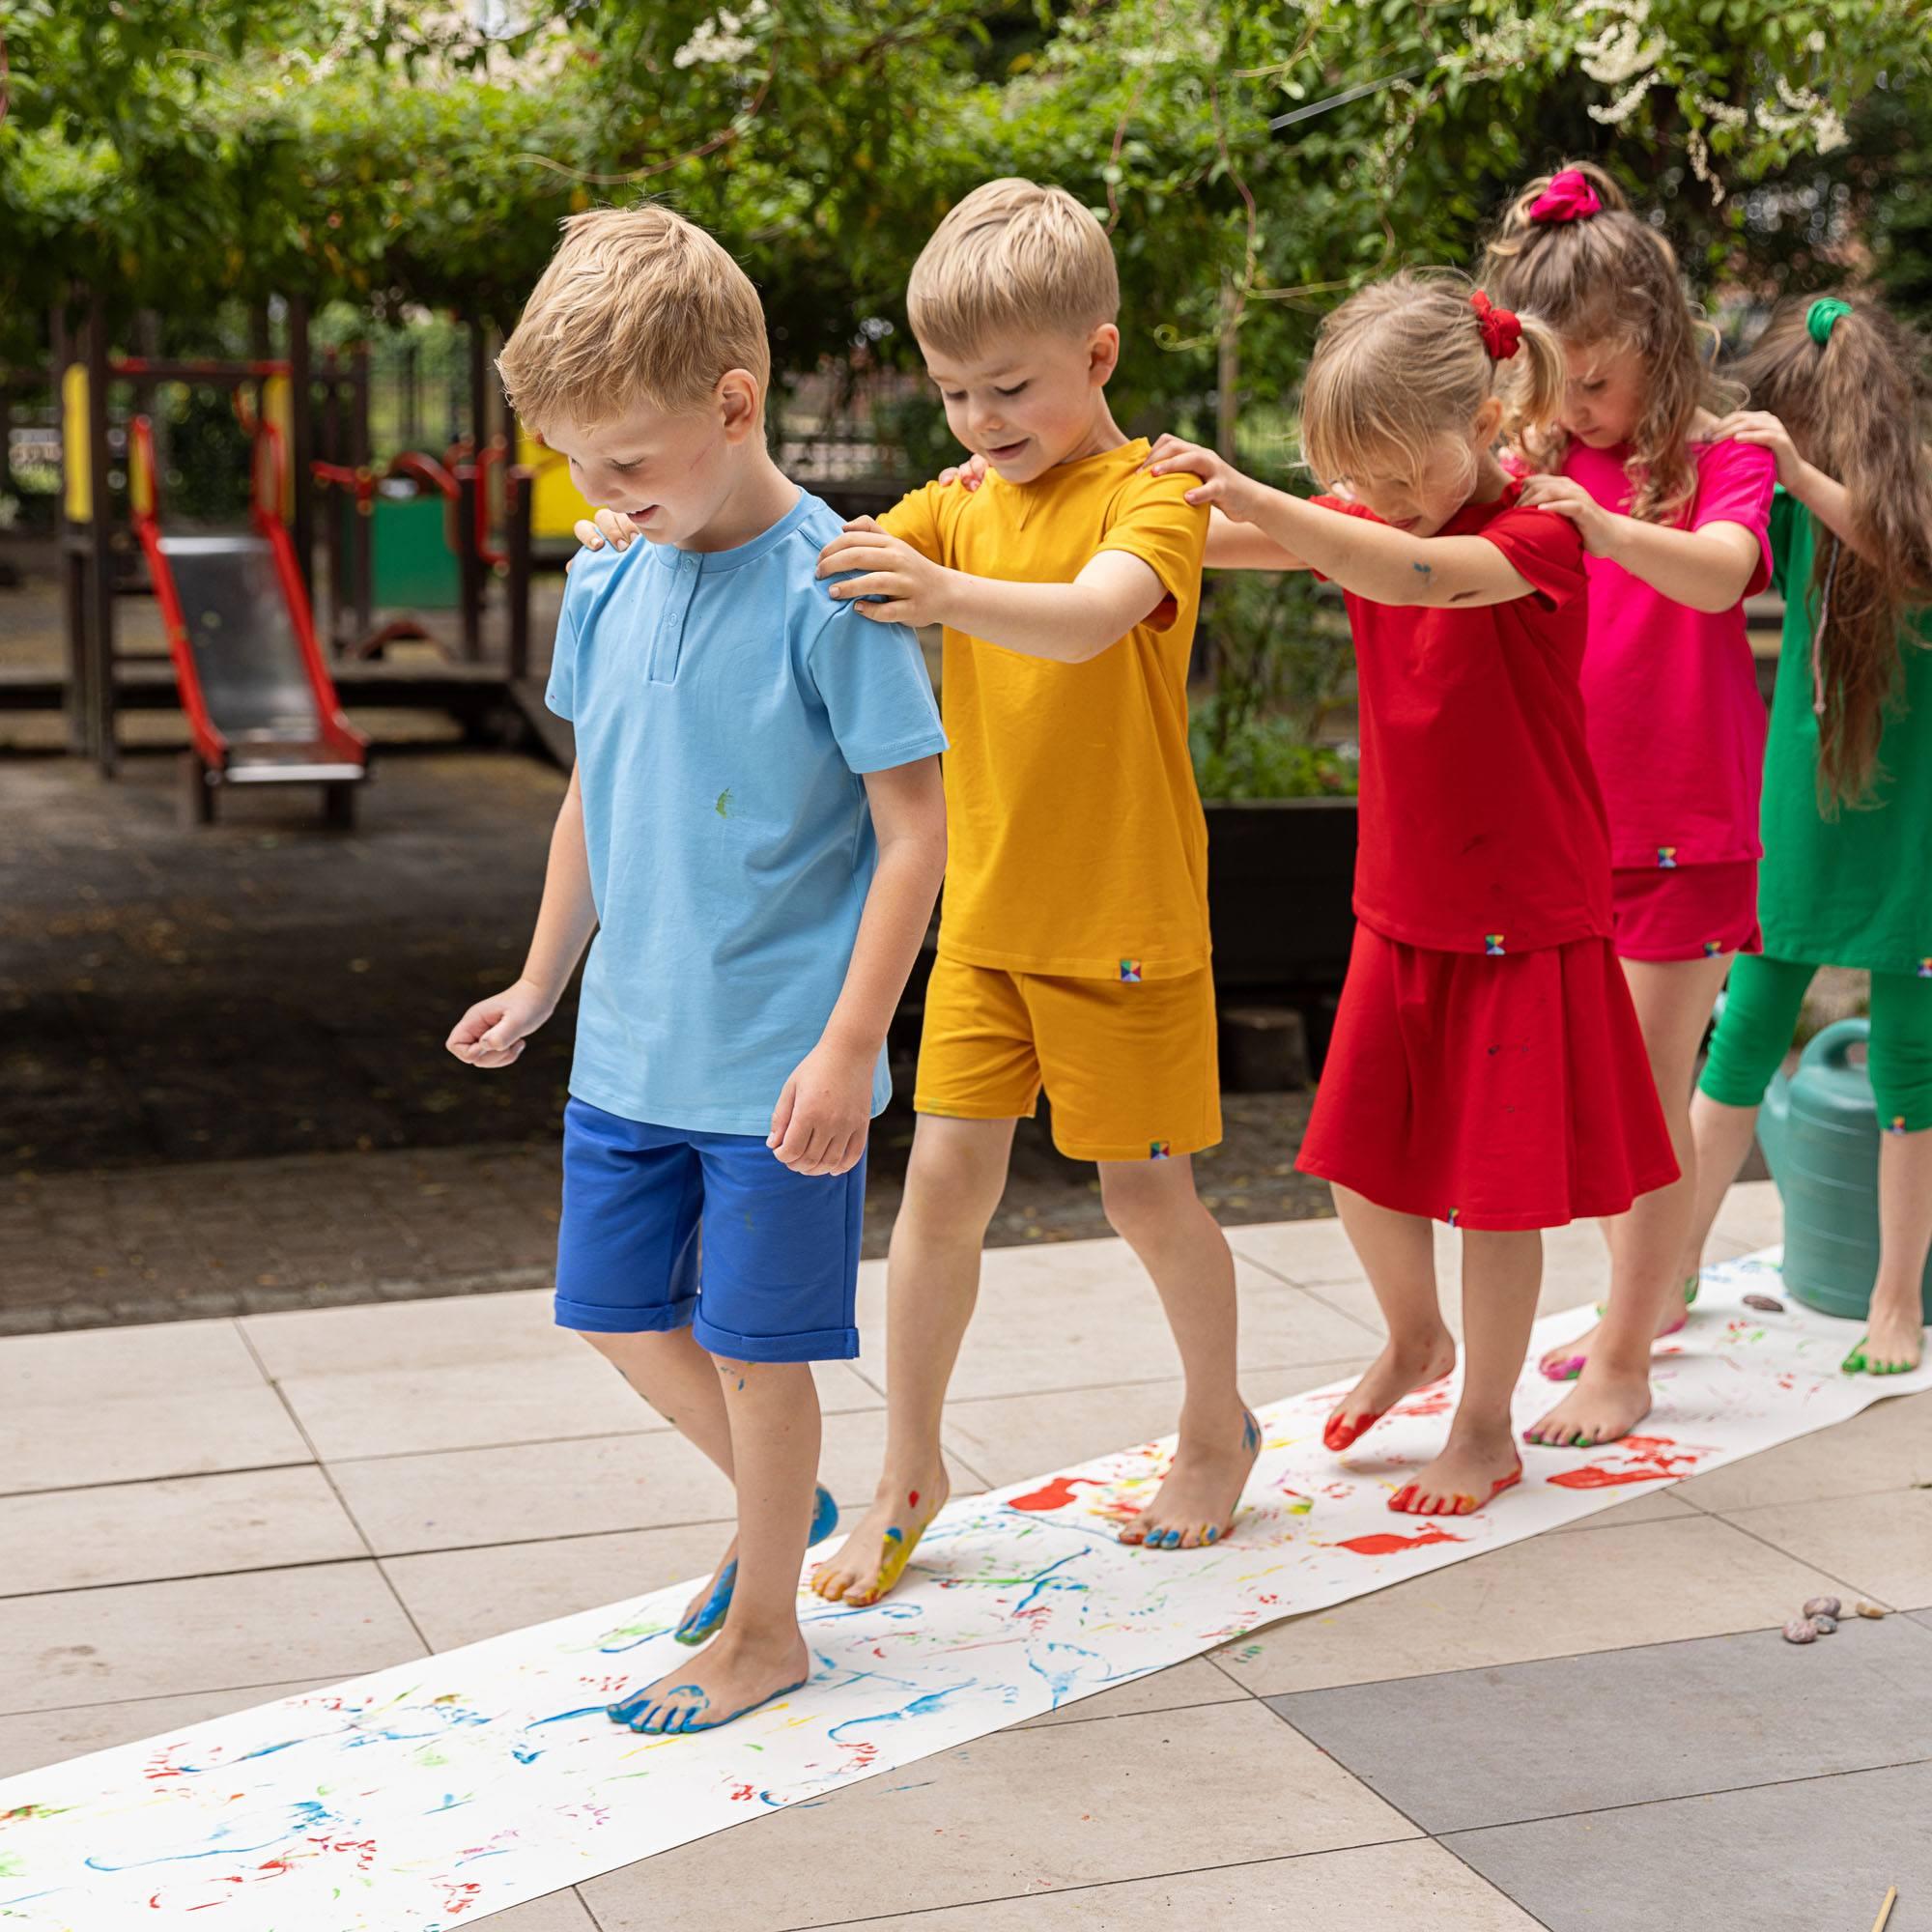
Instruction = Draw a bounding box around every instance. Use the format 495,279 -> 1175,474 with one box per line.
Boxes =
1684,296 -> 1932,1375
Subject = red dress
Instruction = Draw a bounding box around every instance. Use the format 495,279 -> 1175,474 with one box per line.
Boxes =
1294,486 -> 1678,1228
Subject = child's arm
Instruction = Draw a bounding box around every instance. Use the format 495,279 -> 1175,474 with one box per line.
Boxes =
1711,411 -> 1866,557
446,763 -> 598,1067
1517,473 -> 1759,613
767,755 -> 946,1175
815,518 -> 1166,664
1142,436 -> 1541,609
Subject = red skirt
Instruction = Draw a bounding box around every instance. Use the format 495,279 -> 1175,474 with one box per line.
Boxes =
1296,925 -> 1679,1230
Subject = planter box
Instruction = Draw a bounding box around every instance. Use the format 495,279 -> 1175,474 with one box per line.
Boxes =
1206,795 -> 1357,993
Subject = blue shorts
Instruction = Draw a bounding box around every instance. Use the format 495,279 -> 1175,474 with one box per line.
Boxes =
554,1099 -> 865,1363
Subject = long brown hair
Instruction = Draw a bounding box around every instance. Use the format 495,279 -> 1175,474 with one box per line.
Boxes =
1481,160 -> 1742,524
1734,297 -> 1932,811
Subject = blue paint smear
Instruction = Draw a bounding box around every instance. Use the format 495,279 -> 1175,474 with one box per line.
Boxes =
526,1704 -> 611,1730
1026,1640 -> 1142,1709
173,1735 -> 308,1775
826,1680 -> 981,1746
1010,1552 -> 1087,1615
82,1800 -> 333,1872
427,1793 -> 471,1813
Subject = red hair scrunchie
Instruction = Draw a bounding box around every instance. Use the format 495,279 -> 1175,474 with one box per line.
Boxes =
1528,168 -> 1603,224
1470,290 -> 1521,361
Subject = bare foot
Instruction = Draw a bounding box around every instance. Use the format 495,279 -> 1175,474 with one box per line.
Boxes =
1540,1277 -> 1695,1381
1324,1331 -> 1457,1453
1843,1291 -> 1927,1376
608,1626 -> 810,1735
810,1468 -> 947,1606
1522,1361 -> 1653,1448
1117,1406 -> 1261,1549
674,1539 -> 738,1645
1389,1430 -> 1522,1516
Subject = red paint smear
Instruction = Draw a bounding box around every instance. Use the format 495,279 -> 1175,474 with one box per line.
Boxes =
908,1491 -> 920,1507
1007,1474 -> 1105,1512
1335,1525 -> 1468,1556
1393,1386 -> 1455,1417
1547,1464 -> 1674,1490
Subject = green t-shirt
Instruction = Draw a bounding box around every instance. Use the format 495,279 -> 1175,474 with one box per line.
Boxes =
1758,491 -> 1932,974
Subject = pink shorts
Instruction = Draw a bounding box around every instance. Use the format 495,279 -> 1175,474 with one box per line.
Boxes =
1611,861 -> 1762,964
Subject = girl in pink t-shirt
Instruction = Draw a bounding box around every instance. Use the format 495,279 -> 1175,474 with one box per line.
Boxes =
1483,163 -> 1776,1452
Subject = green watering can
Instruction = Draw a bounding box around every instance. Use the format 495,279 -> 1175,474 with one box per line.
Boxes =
1756,1016 -> 1932,1320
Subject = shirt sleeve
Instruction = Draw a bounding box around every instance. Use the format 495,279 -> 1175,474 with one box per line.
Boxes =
1690,440 -> 1776,598
1768,486 -> 1796,603
877,484 -> 948,564
1474,505 -> 1589,611
805,604 -> 949,776
544,579 -> 586,722
1093,469 -> 1209,632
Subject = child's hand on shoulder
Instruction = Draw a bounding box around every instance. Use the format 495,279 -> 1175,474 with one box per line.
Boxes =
1140,436 -> 1265,521
816,517 -> 952,626
446,979 -> 554,1069
767,1036 -> 873,1176
570,507 -> 644,565
1710,410 -> 1802,489
934,454 -> 989,492
1516,474 -> 1617,555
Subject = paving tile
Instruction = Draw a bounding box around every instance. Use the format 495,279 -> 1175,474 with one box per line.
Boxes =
1720,1486 -> 1932,1608
874,1246 -> 1379,1406
0,1321 -> 310,1494
1673,1386 -> 1932,1512
941,1360 -> 1372,1489
1216,1514 -> 1854,1695
582,1700 -> 1416,1932
240,1287 -> 573,1378
1269,1613 -> 1932,1833
1017,1656 -> 1248,1730
490,1892 -> 601,1931
0,1465 -> 367,1597
0,1678 -> 334,1778
815,1839 -> 1541,1931
383,1511 -> 859,1653
0,1565 -> 426,1715
329,1410 -> 989,1557
1445,1758 -> 1932,1932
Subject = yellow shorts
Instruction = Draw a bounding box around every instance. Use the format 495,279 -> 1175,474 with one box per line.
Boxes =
914,955 -> 1222,1162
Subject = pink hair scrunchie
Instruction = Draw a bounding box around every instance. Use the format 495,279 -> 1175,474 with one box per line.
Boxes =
1528,169 -> 1603,224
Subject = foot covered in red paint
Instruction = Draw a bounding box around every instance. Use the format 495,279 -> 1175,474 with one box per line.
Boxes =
809,1467 -> 948,1607
1323,1331 -> 1458,1454
609,1627 -> 810,1735
1521,1360 -> 1653,1448
1539,1278 -> 1697,1381
1119,1406 -> 1262,1550
1388,1435 -> 1522,1517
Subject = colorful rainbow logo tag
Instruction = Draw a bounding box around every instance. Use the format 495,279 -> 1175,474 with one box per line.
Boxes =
1918,958 -> 1932,980
1120,958 -> 1143,983
1445,1207 -> 1461,1228
1702,939 -> 1722,957
1657,846 -> 1678,868
1484,934 -> 1506,956
1149,1139 -> 1171,1159
1889,1115 -> 1908,1135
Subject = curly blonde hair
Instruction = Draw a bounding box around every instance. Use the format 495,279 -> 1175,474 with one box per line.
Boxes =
1481,160 -> 1741,524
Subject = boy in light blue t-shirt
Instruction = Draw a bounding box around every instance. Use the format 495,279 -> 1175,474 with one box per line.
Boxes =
447,209 -> 947,1737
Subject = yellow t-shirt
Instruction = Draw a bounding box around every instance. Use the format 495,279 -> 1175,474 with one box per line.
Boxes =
881,439 -> 1210,980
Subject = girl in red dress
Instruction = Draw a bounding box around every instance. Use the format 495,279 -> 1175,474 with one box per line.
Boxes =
1145,271 -> 1676,1516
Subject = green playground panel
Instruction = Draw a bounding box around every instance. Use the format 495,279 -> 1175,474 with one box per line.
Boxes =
346,492 -> 459,611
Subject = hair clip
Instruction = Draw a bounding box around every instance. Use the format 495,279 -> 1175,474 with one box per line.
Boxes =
1470,291 -> 1522,361
1805,298 -> 1852,345
1528,169 -> 1603,224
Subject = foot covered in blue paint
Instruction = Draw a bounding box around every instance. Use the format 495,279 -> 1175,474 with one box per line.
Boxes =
609,1630 -> 810,1735
1842,1293 -> 1926,1376
1119,1405 -> 1262,1550
676,1484 -> 838,1646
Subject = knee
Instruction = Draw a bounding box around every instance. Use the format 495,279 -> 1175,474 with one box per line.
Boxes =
1099,1167 -> 1182,1245
902,1145 -> 1004,1239
1871,1032 -> 1932,1134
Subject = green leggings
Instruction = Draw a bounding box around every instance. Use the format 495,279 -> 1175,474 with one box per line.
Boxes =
1700,953 -> 1932,1133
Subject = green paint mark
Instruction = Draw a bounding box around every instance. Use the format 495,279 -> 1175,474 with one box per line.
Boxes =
714,788 -> 733,819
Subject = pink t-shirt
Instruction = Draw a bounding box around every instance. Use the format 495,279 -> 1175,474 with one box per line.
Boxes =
1562,439 -> 1776,870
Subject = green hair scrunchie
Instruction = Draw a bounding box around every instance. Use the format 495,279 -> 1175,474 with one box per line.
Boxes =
1806,298 -> 1852,346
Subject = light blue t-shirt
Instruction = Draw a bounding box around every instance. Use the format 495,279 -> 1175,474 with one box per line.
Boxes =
548,488 -> 947,1135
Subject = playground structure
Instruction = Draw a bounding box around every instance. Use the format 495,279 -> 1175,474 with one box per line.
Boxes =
13,292 -> 582,783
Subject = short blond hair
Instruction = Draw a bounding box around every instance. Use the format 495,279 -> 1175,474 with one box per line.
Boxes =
906,179 -> 1119,359
1301,270 -> 1565,494
497,206 -> 771,429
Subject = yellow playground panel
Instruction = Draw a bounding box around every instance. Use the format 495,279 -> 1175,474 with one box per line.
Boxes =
517,424 -> 598,540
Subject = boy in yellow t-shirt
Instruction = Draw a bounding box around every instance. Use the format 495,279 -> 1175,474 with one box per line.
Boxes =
578,179 -> 1259,1601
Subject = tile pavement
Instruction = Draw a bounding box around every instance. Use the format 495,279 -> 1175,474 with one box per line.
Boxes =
2,1181 -> 1928,1931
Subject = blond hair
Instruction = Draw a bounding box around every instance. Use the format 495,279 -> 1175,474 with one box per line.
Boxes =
1481,160 -> 1742,524
906,178 -> 1119,359
1299,270 -> 1565,496
496,205 -> 771,430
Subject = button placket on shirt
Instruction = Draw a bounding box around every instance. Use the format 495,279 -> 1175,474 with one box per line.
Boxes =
645,550 -> 700,684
